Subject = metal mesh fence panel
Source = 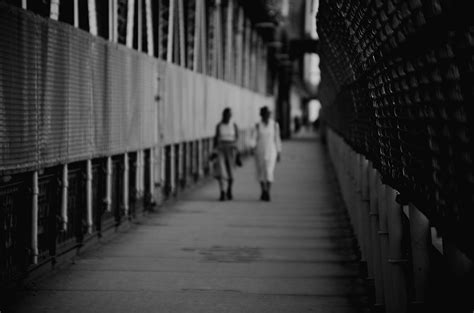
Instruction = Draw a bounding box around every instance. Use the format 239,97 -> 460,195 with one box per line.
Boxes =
0,4 -> 159,173
318,0 -> 474,258
0,3 -> 272,171
0,7 -> 40,172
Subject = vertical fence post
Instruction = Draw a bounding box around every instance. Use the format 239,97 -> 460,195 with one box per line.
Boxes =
105,157 -> 112,212
197,140 -> 202,178
86,160 -> 93,234
377,175 -> 393,311
369,165 -> 385,308
175,144 -> 180,192
148,147 -> 155,206
356,153 -> 366,263
153,146 -> 162,205
350,149 -> 359,243
209,138 -> 213,175
409,204 -> 430,309
141,150 -> 145,197
60,164 -> 69,231
182,142 -> 187,186
136,151 -> 142,199
31,171 -> 39,264
344,142 -> 351,218
361,157 -> 373,280
341,142 -> 350,224
386,186 -> 408,313
141,150 -> 145,196
161,146 -> 166,195
170,145 -> 175,195
178,143 -> 183,188
123,153 -> 129,217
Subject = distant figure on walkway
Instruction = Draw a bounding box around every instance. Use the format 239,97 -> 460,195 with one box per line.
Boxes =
213,107 -> 239,201
254,106 -> 282,201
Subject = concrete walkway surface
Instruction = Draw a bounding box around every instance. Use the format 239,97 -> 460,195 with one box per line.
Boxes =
6,137 -> 369,313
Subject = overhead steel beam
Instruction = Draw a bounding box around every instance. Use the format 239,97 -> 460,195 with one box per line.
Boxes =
199,0 -> 207,73
186,0 -> 197,70
50,0 -> 59,20
167,0 -> 175,62
206,0 -> 216,76
244,18 -> 251,87
88,0 -> 98,35
138,0 -> 143,51
74,0 -> 79,27
112,0 -> 118,42
192,0 -> 200,71
126,0 -> 135,48
145,0 -> 154,56
158,0 -> 170,60
225,0 -> 233,81
109,0 -> 113,41
177,0 -> 185,65
215,0 -> 223,79
235,6 -> 243,86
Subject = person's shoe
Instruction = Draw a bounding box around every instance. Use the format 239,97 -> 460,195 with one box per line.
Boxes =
260,191 -> 265,201
219,191 -> 226,201
265,192 -> 271,202
226,189 -> 233,200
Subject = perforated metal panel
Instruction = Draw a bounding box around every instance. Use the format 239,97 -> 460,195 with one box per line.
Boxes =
0,7 -> 40,172
318,0 -> 474,258
0,3 -> 271,174
0,4 -> 159,174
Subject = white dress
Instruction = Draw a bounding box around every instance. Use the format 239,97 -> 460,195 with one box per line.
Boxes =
254,119 -> 282,182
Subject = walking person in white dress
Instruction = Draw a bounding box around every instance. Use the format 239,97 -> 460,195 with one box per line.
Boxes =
254,106 -> 282,201
213,108 -> 239,201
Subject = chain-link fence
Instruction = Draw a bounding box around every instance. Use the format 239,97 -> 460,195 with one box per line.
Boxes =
318,0 -> 474,259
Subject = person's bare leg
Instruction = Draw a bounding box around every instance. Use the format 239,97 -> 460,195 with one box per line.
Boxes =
260,182 -> 266,200
266,182 -> 272,201
223,157 -> 233,200
227,179 -> 233,200
219,179 -> 226,201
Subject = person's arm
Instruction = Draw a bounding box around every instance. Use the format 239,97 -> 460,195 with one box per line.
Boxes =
250,123 -> 259,150
233,123 -> 239,143
275,122 -> 282,162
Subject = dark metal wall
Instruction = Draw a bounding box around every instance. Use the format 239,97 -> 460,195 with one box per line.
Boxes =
318,0 -> 474,259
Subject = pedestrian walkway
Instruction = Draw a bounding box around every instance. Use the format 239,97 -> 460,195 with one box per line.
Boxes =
7,138 -> 369,313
